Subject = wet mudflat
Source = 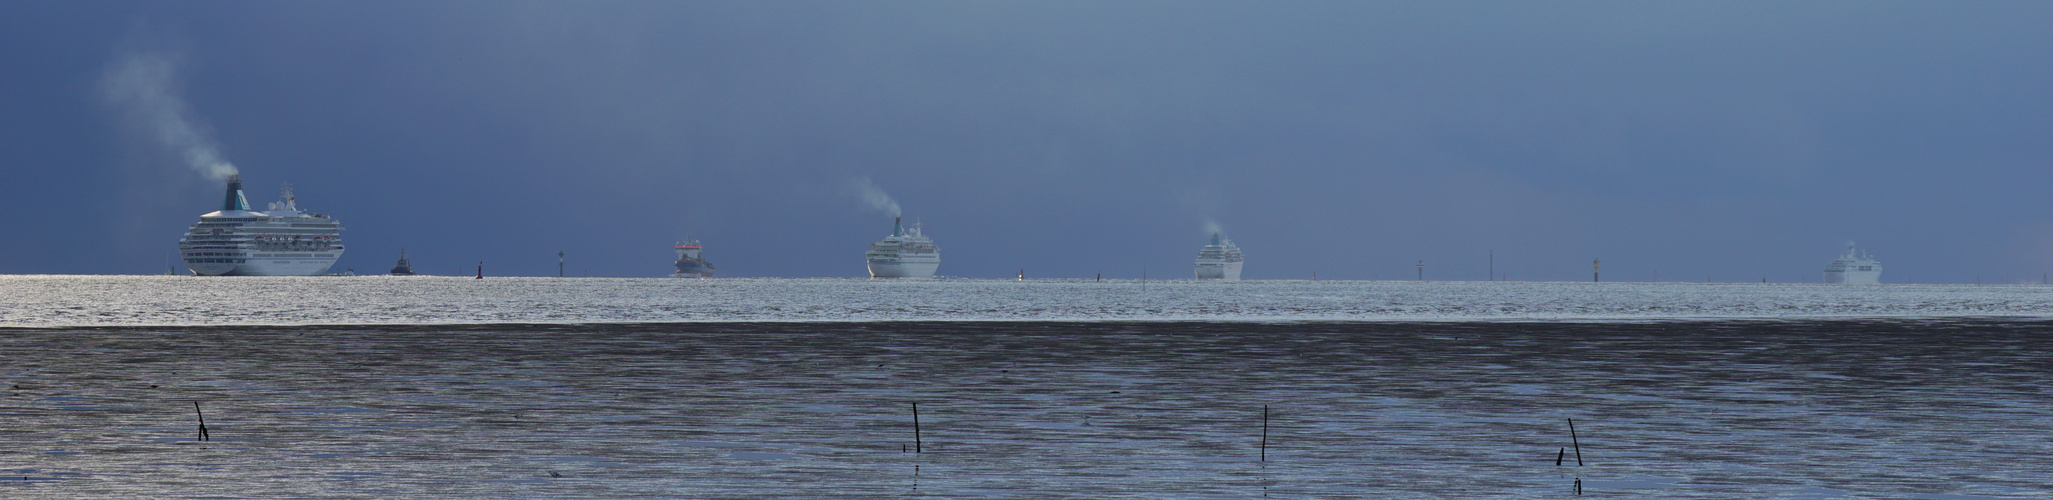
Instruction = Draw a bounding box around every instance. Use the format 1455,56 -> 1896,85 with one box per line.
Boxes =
2,320 -> 2049,498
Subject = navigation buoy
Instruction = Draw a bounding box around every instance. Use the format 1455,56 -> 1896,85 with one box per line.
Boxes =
476,262 -> 483,279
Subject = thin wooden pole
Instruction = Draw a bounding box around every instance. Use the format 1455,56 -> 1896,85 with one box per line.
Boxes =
194,401 -> 209,442
912,402 -> 922,453
1568,418 -> 1582,466
1261,405 -> 1268,461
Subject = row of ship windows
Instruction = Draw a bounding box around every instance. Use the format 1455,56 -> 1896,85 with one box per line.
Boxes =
184,235 -> 338,239
193,227 -> 337,231
189,259 -> 246,263
188,252 -> 245,257
193,228 -> 336,233
227,218 -> 332,223
191,227 -> 337,231
185,245 -> 345,251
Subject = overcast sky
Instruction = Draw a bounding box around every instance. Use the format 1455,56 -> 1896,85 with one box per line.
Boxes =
3,1 -> 2050,281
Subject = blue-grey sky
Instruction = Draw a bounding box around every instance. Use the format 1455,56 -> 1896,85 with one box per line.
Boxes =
3,1 -> 2050,282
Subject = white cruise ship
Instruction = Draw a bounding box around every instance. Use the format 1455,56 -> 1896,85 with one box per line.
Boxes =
866,217 -> 940,278
177,176 -> 346,276
1194,233 -> 1244,281
1823,242 -> 1882,284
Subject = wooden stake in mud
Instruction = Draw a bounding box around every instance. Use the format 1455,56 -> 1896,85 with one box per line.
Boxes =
194,401 -> 210,442
1556,447 -> 1565,466
1261,405 -> 1269,461
1568,418 -> 1582,466
912,402 -> 922,453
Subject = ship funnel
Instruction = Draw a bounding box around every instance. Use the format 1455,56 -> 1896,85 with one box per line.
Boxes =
1210,232 -> 1222,246
221,175 -> 251,211
893,216 -> 903,237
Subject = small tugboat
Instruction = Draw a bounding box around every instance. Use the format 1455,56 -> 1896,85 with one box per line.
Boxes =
389,249 -> 415,276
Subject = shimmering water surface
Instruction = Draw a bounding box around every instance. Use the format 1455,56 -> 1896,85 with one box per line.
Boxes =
7,275 -> 2053,325
3,277 -> 2051,498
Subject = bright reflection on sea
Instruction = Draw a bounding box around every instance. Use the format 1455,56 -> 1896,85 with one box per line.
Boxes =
6,275 -> 2053,326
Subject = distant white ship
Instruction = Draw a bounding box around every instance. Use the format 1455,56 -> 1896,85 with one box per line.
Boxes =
177,176 -> 345,276
1823,242 -> 1882,284
866,217 -> 940,278
1194,233 -> 1244,281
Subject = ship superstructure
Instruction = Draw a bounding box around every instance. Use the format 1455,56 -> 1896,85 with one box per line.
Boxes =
177,176 -> 345,276
866,217 -> 940,278
1823,242 -> 1882,284
1194,233 -> 1244,281
672,239 -> 716,278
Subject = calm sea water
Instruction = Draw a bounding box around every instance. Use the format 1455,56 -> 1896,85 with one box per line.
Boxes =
3,277 -> 2051,497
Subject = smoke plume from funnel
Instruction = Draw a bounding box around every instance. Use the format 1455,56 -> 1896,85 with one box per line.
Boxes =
1203,220 -> 1226,237
100,51 -> 238,181
853,177 -> 902,218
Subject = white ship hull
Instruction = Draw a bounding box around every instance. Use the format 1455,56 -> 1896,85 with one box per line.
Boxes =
190,255 -> 341,276
868,257 -> 940,279
1195,261 -> 1243,281
1823,269 -> 1881,285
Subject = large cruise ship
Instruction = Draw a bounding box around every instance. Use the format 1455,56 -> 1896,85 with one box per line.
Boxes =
866,217 -> 940,278
1194,233 -> 1244,281
1823,242 -> 1882,284
177,176 -> 345,276
672,239 -> 716,278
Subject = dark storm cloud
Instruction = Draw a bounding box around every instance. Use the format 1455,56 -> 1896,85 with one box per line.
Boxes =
1,1 -> 2049,281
